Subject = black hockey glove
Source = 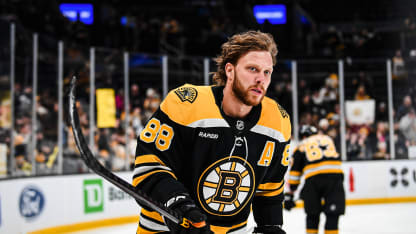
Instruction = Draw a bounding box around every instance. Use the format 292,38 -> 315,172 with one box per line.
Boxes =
164,193 -> 212,234
253,225 -> 286,234
283,193 -> 296,211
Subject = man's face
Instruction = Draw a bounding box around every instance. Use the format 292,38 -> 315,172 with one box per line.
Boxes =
228,51 -> 273,106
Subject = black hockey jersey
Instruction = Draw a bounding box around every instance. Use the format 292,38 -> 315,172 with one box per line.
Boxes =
133,84 -> 291,233
288,134 -> 343,192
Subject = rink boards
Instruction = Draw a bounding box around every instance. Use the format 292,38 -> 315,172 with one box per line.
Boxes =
0,160 -> 415,234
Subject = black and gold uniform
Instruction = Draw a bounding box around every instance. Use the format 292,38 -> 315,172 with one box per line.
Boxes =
133,84 -> 291,233
288,128 -> 345,234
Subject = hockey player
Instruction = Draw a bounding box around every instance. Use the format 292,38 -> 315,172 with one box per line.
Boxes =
284,125 -> 345,234
133,31 -> 291,233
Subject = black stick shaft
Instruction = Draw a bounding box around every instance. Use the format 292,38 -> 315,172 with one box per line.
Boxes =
68,76 -> 181,224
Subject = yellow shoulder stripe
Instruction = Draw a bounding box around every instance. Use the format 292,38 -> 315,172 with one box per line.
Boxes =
257,97 -> 291,141
160,84 -> 222,126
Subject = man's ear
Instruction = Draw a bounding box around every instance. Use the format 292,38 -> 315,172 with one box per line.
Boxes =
225,63 -> 234,81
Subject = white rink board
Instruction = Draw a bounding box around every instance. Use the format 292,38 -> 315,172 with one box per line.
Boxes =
0,161 -> 415,234
342,160 -> 416,199
0,172 -> 139,234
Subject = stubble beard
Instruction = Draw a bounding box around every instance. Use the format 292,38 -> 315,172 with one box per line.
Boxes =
232,72 -> 265,106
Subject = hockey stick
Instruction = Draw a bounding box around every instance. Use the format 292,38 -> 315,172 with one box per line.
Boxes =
68,76 -> 188,227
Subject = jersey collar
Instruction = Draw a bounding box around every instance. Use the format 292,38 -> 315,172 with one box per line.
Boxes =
211,86 -> 262,135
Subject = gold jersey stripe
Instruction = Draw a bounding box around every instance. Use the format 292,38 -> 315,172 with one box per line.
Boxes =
140,208 -> 165,223
132,170 -> 177,186
210,220 -> 248,233
306,229 -> 319,234
258,181 -> 283,190
304,169 -> 344,180
136,226 -> 159,234
288,179 -> 301,185
137,211 -> 249,233
134,154 -> 166,166
255,183 -> 284,197
289,171 -> 301,176
160,85 -> 222,126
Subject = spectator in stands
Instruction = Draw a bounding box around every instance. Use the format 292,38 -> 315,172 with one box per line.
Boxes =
130,84 -> 144,110
299,112 -> 314,126
354,84 -> 371,100
16,86 -> 33,116
142,87 -> 161,122
299,92 -> 314,117
372,141 -> 389,160
126,126 -> 137,169
376,102 -> 388,122
318,118 -> 330,134
392,50 -> 406,80
398,108 -> 416,145
97,128 -> 112,169
368,121 -> 389,159
35,131 -> 58,174
349,71 -> 374,100
396,95 -> 413,120
14,119 -> 32,175
394,131 -> 409,159
109,128 -> 127,171
63,125 -> 87,174
115,88 -> 125,118
130,106 -> 144,136
0,99 -> 11,128
310,74 -> 337,117
346,132 -> 361,161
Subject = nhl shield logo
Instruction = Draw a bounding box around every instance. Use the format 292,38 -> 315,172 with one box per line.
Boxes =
236,120 -> 244,130
174,86 -> 198,103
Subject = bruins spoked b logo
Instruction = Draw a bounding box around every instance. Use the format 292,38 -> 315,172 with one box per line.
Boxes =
197,156 -> 255,216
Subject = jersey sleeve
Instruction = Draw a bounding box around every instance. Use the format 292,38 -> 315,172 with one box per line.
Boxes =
288,147 -> 305,192
252,139 -> 291,226
132,100 -> 190,205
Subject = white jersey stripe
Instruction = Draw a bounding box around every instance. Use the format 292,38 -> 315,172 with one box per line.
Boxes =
250,125 -> 286,142
133,165 -> 172,177
303,164 -> 342,176
139,214 -> 170,231
289,175 -> 301,181
187,118 -> 229,128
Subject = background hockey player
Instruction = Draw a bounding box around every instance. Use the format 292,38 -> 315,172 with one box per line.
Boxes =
284,125 -> 345,234
132,30 -> 292,233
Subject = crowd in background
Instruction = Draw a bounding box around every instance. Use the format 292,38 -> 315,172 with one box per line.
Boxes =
2,54 -> 415,176
0,0 -> 416,177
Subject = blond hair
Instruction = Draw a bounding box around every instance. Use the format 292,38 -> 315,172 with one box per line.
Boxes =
212,31 -> 278,86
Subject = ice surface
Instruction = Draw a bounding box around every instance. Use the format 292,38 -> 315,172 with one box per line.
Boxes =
71,203 -> 416,234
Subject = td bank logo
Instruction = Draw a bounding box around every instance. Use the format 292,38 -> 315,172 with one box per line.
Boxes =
83,179 -> 103,213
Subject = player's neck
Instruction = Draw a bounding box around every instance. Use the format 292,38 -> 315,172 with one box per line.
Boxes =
222,86 -> 252,119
